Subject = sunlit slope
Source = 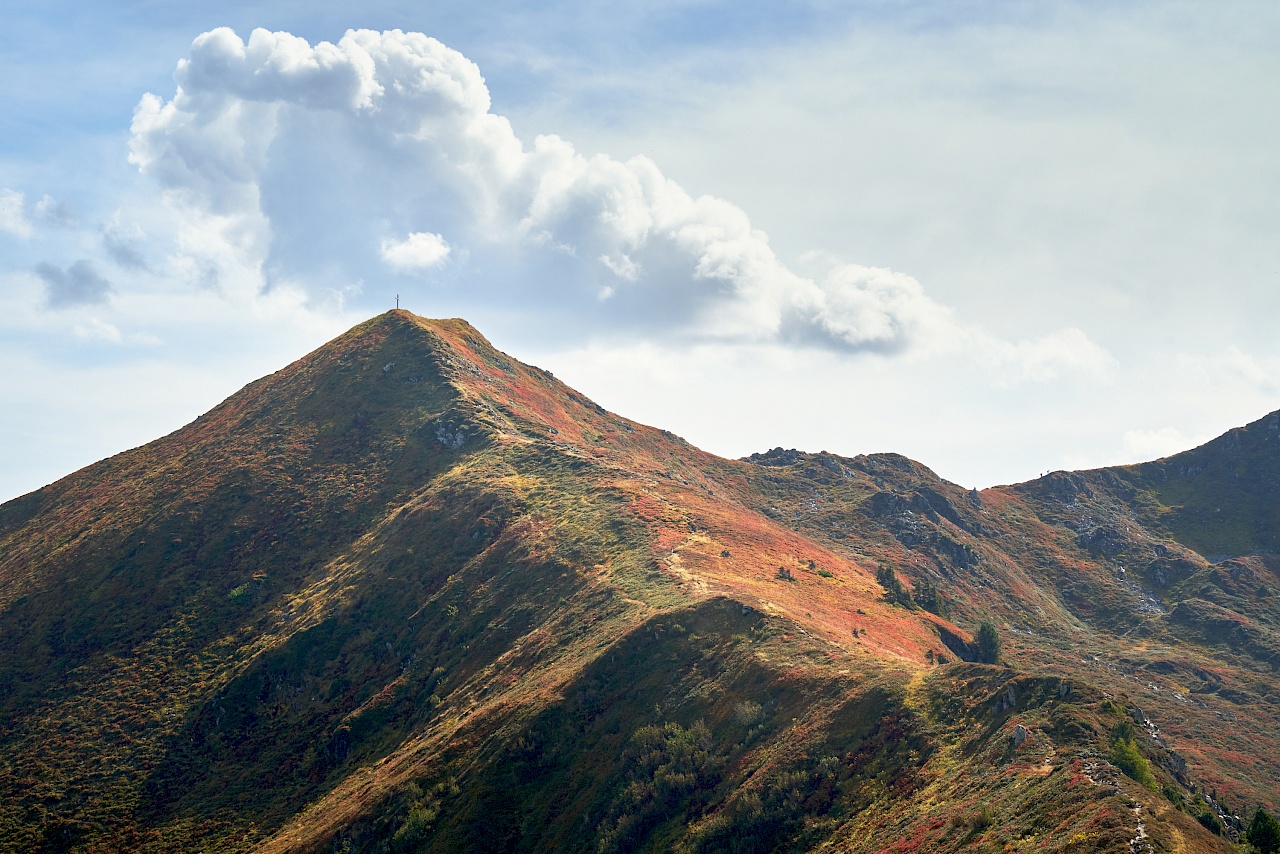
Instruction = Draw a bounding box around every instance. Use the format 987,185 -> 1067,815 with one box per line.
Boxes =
0,310 -> 1265,852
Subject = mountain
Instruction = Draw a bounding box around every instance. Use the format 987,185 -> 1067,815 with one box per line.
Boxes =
0,309 -> 1274,853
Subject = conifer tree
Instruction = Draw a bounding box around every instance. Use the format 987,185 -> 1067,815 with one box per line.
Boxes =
1248,807 -> 1280,854
976,620 -> 1001,664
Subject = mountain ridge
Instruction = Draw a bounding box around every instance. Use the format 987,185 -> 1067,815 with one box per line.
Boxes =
0,310 -> 1273,852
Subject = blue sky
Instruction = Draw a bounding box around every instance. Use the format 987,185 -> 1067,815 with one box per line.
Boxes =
2,0 -> 1279,501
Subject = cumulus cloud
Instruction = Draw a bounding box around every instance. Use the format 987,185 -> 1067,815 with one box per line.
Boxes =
0,190 -> 33,238
126,26 -> 1108,376
380,232 -> 450,270
795,264 -> 954,352
35,260 -> 114,308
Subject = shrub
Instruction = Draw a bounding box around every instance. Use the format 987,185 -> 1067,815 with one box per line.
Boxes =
1196,811 -> 1223,836
733,701 -> 763,727
971,804 -> 995,831
391,804 -> 438,852
388,780 -> 454,853
1107,716 -> 1156,791
597,721 -> 725,853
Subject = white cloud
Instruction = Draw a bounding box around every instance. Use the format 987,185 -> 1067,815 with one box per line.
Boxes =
380,231 -> 450,270
802,264 -> 954,352
73,318 -> 124,343
599,253 -> 638,281
553,3 -> 1280,355
1123,427 -> 1193,461
124,26 -> 1107,376
0,190 -> 33,238
69,316 -> 163,346
978,327 -> 1117,384
1204,346 -> 1278,395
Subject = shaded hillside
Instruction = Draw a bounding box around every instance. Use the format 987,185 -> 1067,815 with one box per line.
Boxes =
0,310 -> 1271,852
1127,410 -> 1280,561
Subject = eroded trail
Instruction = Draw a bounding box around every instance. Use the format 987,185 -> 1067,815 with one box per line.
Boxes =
1129,803 -> 1151,853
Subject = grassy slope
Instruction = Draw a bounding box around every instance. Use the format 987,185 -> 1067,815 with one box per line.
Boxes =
0,310 -> 1264,852
1000,416 -> 1280,816
1126,410 -> 1280,560
0,313 -> 478,849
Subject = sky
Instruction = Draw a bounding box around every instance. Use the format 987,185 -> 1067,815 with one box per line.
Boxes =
2,0 -> 1278,502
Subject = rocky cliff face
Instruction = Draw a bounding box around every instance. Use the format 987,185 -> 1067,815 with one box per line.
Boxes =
0,310 -> 1270,852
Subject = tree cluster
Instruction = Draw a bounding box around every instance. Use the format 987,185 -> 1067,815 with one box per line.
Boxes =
875,566 -> 910,607
874,566 -> 949,617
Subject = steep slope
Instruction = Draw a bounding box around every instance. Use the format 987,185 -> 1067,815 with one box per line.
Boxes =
0,313 -> 480,847
0,310 -> 1265,853
1127,410 -> 1280,561
997,419 -> 1280,817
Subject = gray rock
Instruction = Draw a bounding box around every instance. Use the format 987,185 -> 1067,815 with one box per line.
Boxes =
435,423 -> 466,449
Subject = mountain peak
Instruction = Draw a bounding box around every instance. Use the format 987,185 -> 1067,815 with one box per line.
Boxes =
0,311 -> 1265,853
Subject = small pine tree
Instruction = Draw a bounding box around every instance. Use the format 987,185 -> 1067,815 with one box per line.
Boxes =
1248,807 -> 1280,854
1108,717 -> 1157,791
1110,718 -> 1137,744
976,621 -> 1001,664
1110,737 -> 1158,791
875,565 -> 895,592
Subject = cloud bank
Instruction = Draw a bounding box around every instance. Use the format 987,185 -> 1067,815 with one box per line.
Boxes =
124,26 -> 1106,375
